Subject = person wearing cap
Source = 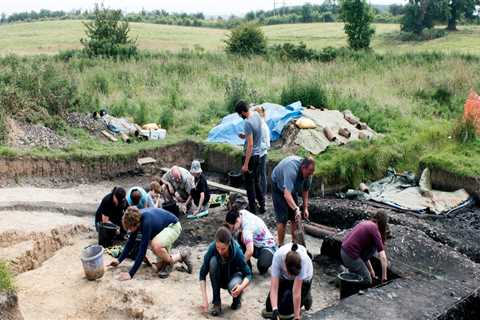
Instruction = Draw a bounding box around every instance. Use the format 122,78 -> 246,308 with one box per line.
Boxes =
161,166 -> 194,205
185,160 -> 211,217
261,243 -> 313,320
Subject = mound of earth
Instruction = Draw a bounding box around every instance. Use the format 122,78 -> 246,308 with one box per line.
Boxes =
6,117 -> 70,149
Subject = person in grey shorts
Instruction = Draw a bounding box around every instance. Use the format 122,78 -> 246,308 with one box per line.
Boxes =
271,156 -> 315,246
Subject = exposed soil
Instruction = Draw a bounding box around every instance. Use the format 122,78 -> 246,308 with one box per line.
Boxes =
6,117 -> 70,149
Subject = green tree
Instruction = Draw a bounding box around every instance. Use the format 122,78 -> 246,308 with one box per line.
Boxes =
81,4 -> 137,58
401,0 -> 442,34
340,0 -> 375,50
447,0 -> 480,31
224,23 -> 267,56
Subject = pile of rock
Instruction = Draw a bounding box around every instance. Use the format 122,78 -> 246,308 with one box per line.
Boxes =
17,123 -> 71,149
66,112 -> 105,133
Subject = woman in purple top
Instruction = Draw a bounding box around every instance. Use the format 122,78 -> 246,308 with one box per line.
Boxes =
341,211 -> 389,287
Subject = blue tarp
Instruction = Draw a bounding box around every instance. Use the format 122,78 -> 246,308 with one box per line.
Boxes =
207,101 -> 304,145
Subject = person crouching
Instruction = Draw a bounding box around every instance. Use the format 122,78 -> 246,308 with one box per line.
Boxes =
199,227 -> 252,316
109,206 -> 192,280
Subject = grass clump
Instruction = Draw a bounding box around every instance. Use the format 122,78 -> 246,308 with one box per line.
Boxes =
280,78 -> 327,108
0,262 -> 14,292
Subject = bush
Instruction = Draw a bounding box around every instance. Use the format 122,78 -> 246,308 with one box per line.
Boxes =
81,4 -> 137,58
269,43 -> 338,62
225,23 -> 267,56
398,29 -> 446,42
340,0 -> 375,50
159,107 -> 174,129
0,262 -> 14,292
225,77 -> 261,113
280,79 -> 327,108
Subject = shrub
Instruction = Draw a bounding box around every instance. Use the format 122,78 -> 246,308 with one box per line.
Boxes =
280,79 -> 328,108
398,29 -> 446,42
0,262 -> 14,292
225,77 -> 261,113
187,122 -> 201,136
135,102 -> 150,125
340,0 -> 375,50
225,23 -> 267,56
270,43 -> 338,62
159,107 -> 174,129
81,4 -> 137,58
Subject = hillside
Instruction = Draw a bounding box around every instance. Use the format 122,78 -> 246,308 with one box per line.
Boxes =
1,20 -> 480,55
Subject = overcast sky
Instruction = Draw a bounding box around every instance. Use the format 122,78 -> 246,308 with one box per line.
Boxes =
1,1 -> 407,16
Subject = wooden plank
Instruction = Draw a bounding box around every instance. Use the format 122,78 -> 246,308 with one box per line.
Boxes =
101,130 -> 118,142
160,167 -> 247,196
138,157 -> 157,166
304,223 -> 337,239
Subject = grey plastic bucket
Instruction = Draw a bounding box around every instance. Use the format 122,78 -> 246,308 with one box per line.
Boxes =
81,245 -> 105,281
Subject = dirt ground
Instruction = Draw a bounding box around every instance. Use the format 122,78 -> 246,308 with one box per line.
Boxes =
0,181 -> 340,320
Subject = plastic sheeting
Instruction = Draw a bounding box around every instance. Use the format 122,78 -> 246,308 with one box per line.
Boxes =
207,101 -> 303,145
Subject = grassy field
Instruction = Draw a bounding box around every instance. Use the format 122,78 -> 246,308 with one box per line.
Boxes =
1,20 -> 480,55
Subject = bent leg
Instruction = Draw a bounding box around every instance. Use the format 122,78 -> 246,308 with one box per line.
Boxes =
341,249 -> 372,287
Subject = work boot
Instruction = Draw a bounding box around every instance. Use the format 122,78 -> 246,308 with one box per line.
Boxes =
158,263 -> 172,279
180,249 -> 193,274
303,290 -> 313,311
210,303 -> 222,317
231,297 -> 242,310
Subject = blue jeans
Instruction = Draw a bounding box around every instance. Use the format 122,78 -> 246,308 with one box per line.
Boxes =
209,256 -> 244,305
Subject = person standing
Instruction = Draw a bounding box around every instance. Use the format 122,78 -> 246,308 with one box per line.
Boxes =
341,211 -> 389,287
271,156 -> 315,246
199,227 -> 252,316
255,106 -> 270,197
235,100 -> 265,214
262,243 -> 313,320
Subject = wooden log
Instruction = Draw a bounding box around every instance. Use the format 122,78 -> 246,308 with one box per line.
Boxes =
120,132 -> 131,143
304,223 -> 338,239
101,130 -> 118,142
359,182 -> 370,194
356,122 -> 368,130
338,127 -> 352,139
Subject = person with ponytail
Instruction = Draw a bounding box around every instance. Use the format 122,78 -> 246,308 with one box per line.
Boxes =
341,211 -> 389,287
95,186 -> 127,234
262,243 -> 313,320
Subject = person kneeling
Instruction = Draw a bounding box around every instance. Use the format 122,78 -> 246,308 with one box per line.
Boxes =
262,243 -> 313,320
225,209 -> 276,275
199,227 -> 252,316
109,206 -> 192,281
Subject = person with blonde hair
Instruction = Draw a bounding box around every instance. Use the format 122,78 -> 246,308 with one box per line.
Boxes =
110,206 -> 192,280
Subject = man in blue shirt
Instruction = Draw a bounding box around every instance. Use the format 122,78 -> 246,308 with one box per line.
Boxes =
271,156 -> 315,246
109,206 -> 192,280
126,186 -> 155,209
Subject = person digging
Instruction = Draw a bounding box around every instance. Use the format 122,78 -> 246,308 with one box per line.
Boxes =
109,206 -> 192,280
184,160 -> 211,218
199,227 -> 252,316
271,156 -> 315,246
161,165 -> 194,213
95,186 -> 127,238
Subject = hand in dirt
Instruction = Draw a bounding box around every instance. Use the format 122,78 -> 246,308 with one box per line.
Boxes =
381,275 -> 388,283
231,284 -> 242,298
118,272 -> 131,281
109,259 -> 119,267
200,302 -> 209,314
303,208 -> 309,220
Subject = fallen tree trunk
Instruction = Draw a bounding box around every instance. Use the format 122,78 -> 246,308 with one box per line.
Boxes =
304,222 -> 338,239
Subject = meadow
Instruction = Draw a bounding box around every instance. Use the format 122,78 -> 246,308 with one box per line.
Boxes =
0,20 -> 480,187
1,20 -> 480,55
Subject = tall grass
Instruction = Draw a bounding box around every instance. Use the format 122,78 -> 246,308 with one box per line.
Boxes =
0,262 -> 14,292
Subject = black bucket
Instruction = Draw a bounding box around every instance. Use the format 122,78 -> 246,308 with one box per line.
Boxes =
338,272 -> 363,299
228,171 -> 243,188
162,201 -> 180,216
98,222 -> 119,248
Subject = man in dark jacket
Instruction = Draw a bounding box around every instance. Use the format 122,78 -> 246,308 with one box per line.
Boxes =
95,186 -> 127,235
199,227 -> 252,316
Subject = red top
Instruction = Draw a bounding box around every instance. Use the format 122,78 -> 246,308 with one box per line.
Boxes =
341,221 -> 384,260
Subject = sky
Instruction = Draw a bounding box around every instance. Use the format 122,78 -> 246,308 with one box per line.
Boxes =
1,0 -> 407,16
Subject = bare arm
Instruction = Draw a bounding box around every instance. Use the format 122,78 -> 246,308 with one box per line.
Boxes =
161,179 -> 175,195
101,214 -> 110,223
269,276 -> 280,311
197,192 -> 205,210
244,242 -> 254,262
302,190 -> 309,219
242,135 -> 253,172
283,189 -> 300,211
378,250 -> 388,282
292,278 -> 303,319
200,280 -> 208,312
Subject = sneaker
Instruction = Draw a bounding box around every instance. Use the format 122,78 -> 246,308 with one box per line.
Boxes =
231,297 -> 242,310
304,290 -> 313,311
210,303 -> 222,317
180,249 -> 193,274
158,263 -> 172,279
